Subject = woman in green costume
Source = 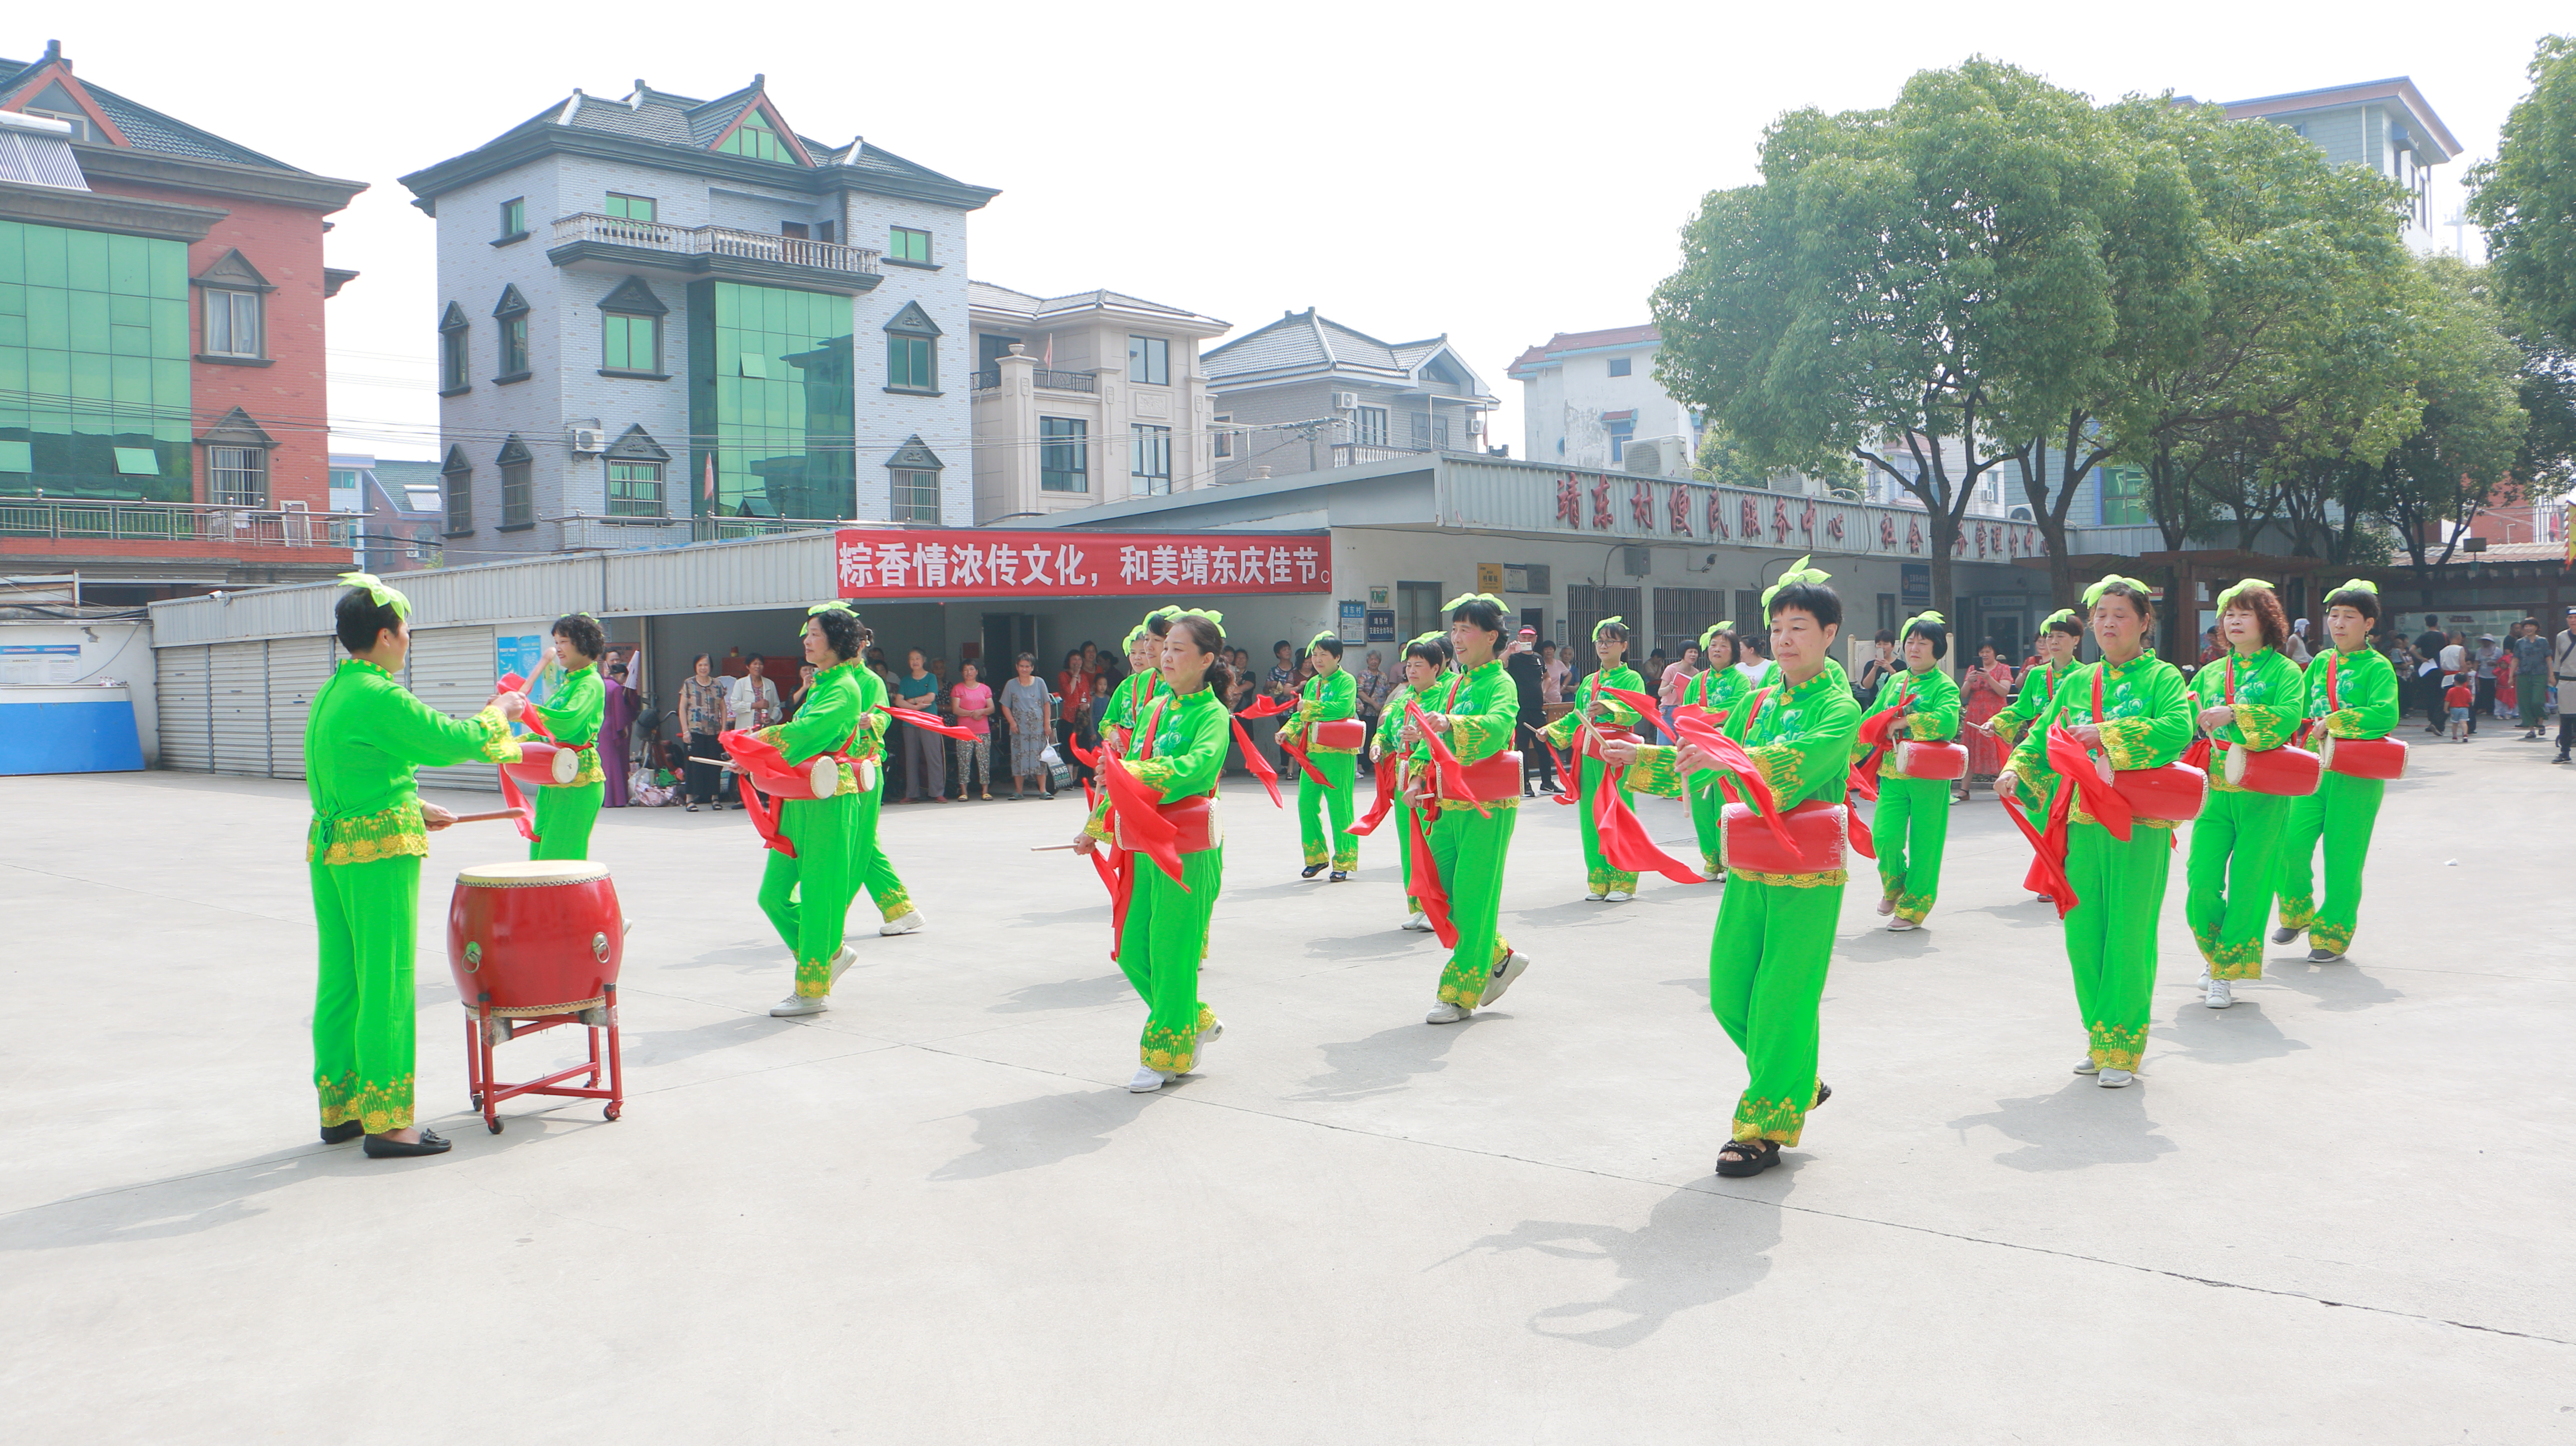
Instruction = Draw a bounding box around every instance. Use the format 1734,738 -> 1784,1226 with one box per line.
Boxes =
528,612 -> 606,861
2184,579 -> 2305,1009
1998,576 -> 2194,1087
1073,610 -> 1232,1092
1378,632 -> 1448,932
1409,594 -> 1535,1024
1869,611 -> 1963,932
1280,630 -> 1360,880
1991,610 -> 2084,903
1608,559 -> 1859,1177
758,604 -> 914,1018
2273,580 -> 2400,964
1103,606 -> 1181,753
306,573 -> 524,1158
1675,622 -> 1767,880
1540,617 -> 1644,901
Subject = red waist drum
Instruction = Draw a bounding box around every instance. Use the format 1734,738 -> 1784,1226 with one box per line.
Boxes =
500,739 -> 585,787
1578,724 -> 1636,758
2222,743 -> 2321,797
1426,750 -> 1524,804
2112,763 -> 2208,822
1721,799 -> 1847,873
446,860 -> 625,1018
1119,794 -> 1221,854
731,752 -> 848,800
1311,718 -> 1367,751
2318,734 -> 2407,780
1892,740 -> 1967,780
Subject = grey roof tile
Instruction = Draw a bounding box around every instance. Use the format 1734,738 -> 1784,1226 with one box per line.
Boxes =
0,56 -> 301,171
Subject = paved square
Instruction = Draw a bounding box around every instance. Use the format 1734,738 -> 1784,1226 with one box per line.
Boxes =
2,742 -> 2568,1441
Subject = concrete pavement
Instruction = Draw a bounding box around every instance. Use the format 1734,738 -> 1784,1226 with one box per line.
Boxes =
1,738 -> 2569,1442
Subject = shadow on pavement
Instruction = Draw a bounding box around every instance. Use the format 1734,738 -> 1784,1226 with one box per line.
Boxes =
927,1086 -> 1152,1181
2159,996 -> 2310,1064
1947,1077 -> 2178,1172
0,1117 -> 563,1252
1299,931 -> 1429,964
1450,1183 -> 1784,1348
1940,901 -> 2062,932
986,973 -> 1132,1014
1290,1020 -> 1471,1103
2262,958 -> 2405,1012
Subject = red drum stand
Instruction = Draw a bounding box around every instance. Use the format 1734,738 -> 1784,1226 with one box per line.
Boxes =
446,860 -> 628,1133
462,986 -> 624,1133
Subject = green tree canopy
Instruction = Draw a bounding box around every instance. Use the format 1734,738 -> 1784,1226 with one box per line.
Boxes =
2468,35 -> 2576,351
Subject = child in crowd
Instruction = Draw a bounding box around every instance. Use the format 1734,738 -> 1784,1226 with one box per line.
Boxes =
2446,675 -> 2474,743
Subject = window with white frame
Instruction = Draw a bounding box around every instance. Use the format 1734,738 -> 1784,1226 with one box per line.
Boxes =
606,461 -> 664,517
208,446 -> 266,506
1213,413 -> 1232,458
891,469 -> 940,521
203,289 -> 262,358
1352,406 -> 1389,448
1127,335 -> 1169,386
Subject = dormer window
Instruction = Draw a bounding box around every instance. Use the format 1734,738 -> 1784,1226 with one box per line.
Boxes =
24,108 -> 92,142
718,106 -> 792,164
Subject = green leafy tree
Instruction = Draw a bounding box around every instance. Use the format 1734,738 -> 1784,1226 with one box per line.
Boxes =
2369,257 -> 2531,583
2467,36 -> 2576,350
1653,58 -> 2123,611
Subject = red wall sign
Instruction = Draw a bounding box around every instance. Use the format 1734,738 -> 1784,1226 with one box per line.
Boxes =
835,530 -> 1330,598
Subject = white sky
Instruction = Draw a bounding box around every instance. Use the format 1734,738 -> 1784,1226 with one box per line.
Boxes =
45,0 -> 2568,462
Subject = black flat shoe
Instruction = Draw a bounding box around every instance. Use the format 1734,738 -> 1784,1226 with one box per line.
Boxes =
1715,1139 -> 1781,1178
362,1128 -> 452,1159
1811,1081 -> 1832,1111
1301,864 -> 1327,879
1329,870 -> 1349,883
320,1120 -> 363,1145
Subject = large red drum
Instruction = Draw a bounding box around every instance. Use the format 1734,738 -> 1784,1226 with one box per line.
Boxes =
446,860 -> 626,1018
1721,798 -> 1848,873
2318,733 -> 2407,780
2222,743 -> 2322,797
2112,763 -> 2209,823
1892,740 -> 1968,780
1312,718 -> 1367,751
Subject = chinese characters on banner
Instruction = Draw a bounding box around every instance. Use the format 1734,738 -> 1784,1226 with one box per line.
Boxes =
835,530 -> 1331,599
1539,472 -> 2045,559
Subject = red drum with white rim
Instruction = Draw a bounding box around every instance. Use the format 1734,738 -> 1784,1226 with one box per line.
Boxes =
1720,799 -> 1848,873
1892,740 -> 1967,780
2318,733 -> 2407,780
499,739 -> 583,788
2222,743 -> 2322,797
446,860 -> 625,1018
2112,763 -> 2209,822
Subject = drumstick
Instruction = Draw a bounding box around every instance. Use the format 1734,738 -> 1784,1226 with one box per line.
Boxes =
690,755 -> 742,769
1029,844 -> 1083,852
446,808 -> 531,824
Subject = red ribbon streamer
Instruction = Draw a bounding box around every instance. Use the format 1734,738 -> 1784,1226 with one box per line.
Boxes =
1347,756 -> 1399,837
718,728 -> 801,857
1590,764 -> 1706,884
1402,698 -> 1489,818
884,705 -> 976,741
495,761 -> 541,844
1845,702 -> 1905,800
1278,733 -> 1334,790
1100,755 -> 1186,888
2000,782 -> 2077,918
2045,723 -> 2133,842
497,673 -> 556,741
1403,790 -> 1457,948
1228,714 -> 1285,807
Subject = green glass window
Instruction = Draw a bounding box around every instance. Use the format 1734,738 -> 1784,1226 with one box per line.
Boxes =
604,193 -> 656,223
607,461 -> 664,517
717,108 -> 793,164
604,313 -> 659,373
686,281 -> 855,521
1040,417 -> 1087,492
2098,464 -> 2149,526
888,334 -> 934,391
0,220 -> 192,500
499,197 -> 526,236
888,227 -> 931,264
499,315 -> 529,377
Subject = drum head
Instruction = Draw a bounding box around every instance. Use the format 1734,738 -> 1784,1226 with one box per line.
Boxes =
551,747 -> 581,785
2317,734 -> 2336,769
2223,745 -> 2248,786
456,859 -> 611,887
809,756 -> 840,799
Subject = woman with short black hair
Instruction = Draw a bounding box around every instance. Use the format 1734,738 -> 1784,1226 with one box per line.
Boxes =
2274,580 -> 2400,963
1281,631 -> 1362,880
1868,611 -> 1962,932
2183,578 -> 2303,1008
1540,617 -> 1646,901
526,612 -> 608,860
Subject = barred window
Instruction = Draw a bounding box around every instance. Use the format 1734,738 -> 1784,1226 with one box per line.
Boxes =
208,446 -> 266,506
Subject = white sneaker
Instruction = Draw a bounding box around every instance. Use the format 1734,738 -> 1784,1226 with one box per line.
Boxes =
768,994 -> 828,1018
1479,950 -> 1533,1007
1605,890 -> 1634,903
1402,911 -> 1430,932
1701,868 -> 1722,881
1186,1019 -> 1223,1074
2097,1068 -> 2135,1088
827,946 -> 859,985
1583,891 -> 1607,902
1425,1001 -> 1469,1025
2205,978 -> 2234,1009
2196,969 -> 2211,988
1876,894 -> 1896,916
1127,1066 -> 1170,1093
879,910 -> 923,937
2072,1057 -> 2099,1075
1887,916 -> 1918,932
2308,948 -> 2344,964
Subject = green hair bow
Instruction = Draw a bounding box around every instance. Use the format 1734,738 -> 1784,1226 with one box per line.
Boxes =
2042,607 -> 2077,629
1146,604 -> 1185,624
1407,630 -> 1447,650
1175,607 -> 1225,632
337,571 -> 411,619
807,600 -> 858,617
1699,621 -> 1733,651
1307,628 -> 1339,652
1124,624 -> 1152,650
2081,574 -> 2150,608
1760,556 -> 1830,611
1441,591 -> 1504,614
2213,578 -> 2275,614
2331,578 -> 2379,597
1901,609 -> 1947,637
1592,614 -> 1626,641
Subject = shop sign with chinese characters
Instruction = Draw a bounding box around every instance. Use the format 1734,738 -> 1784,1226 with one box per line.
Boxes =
836,530 -> 1331,598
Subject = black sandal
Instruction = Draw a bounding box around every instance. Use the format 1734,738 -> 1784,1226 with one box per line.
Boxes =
1715,1139 -> 1780,1178
320,1120 -> 363,1145
1812,1082 -> 1831,1111
1300,864 -> 1327,879
362,1127 -> 452,1159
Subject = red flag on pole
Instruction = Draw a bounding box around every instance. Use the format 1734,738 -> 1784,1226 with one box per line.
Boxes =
703,452 -> 716,504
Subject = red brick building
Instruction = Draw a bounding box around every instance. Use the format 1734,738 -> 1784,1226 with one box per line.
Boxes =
0,40 -> 366,601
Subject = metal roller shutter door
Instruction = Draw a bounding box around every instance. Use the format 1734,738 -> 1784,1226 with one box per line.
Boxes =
408,626 -> 499,793
209,641 -> 269,776
266,637 -> 338,780
155,645 -> 212,772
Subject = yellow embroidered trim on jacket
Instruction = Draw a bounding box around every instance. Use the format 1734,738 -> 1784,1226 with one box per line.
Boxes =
2095,717 -> 2154,771
1307,743 -> 1360,756
307,804 -> 429,866
1746,741 -> 1803,796
1729,867 -> 1847,888
1429,795 -> 1522,814
1629,744 -> 1686,800
471,705 -> 522,763
2230,703 -> 2294,752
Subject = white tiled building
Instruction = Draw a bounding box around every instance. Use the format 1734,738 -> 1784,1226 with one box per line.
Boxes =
398,78 -> 998,560
1505,324 -> 1698,475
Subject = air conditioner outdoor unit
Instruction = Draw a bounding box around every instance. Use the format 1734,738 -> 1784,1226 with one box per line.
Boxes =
570,428 -> 607,454
1623,435 -> 1695,479
1331,392 -> 1359,411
